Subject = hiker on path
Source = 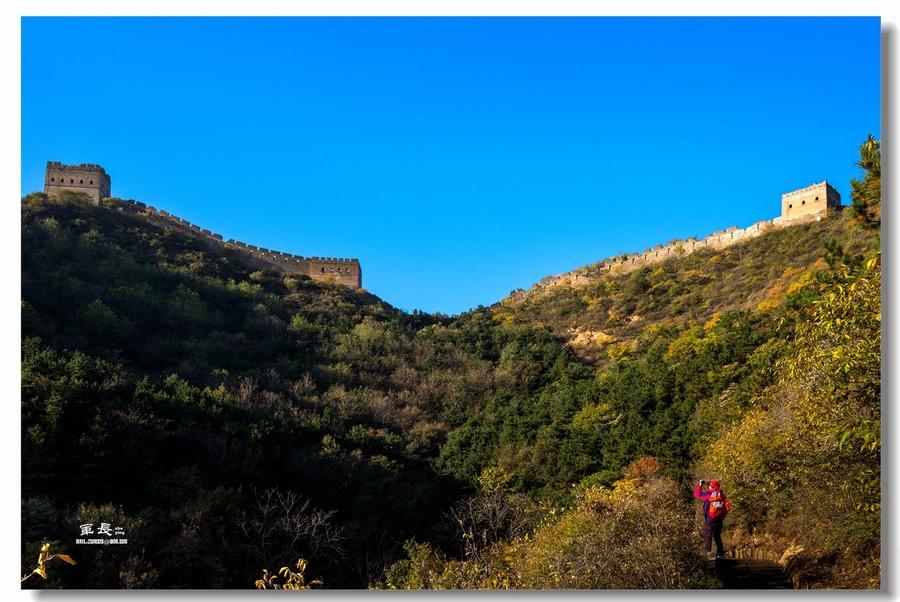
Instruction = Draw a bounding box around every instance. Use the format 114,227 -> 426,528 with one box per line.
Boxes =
694,479 -> 731,559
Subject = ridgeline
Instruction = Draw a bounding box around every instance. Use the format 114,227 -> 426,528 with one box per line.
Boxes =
20,142 -> 880,589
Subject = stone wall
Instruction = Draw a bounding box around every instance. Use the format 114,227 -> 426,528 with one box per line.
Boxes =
44,162 -> 836,299
44,161 -> 111,205
304,257 -> 362,289
113,199 -> 362,289
529,191 -> 839,294
780,181 -> 841,222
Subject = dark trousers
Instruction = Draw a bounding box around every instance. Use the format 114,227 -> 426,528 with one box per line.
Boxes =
704,517 -> 724,556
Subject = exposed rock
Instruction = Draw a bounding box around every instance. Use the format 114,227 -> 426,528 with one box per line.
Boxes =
778,544 -> 805,569
566,328 -> 617,351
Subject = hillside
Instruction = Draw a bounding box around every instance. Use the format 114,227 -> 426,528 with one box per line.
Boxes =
20,164 -> 880,590
495,211 -> 875,362
21,193 -> 458,588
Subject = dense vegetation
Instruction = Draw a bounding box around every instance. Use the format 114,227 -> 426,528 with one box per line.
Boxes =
21,140 -> 880,589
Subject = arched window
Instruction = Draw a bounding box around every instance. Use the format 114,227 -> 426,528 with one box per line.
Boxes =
50,177 -> 55,182
788,204 -> 793,209
320,267 -> 325,273
802,200 -> 805,205
89,180 -> 93,184
80,179 -> 83,184
70,179 -> 74,183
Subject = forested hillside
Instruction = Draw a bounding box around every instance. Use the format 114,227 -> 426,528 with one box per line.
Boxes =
21,138 -> 881,589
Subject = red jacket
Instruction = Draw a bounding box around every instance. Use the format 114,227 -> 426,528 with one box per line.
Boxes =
694,484 -> 731,520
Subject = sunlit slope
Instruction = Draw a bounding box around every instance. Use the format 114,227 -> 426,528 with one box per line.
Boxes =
495,211 -> 876,360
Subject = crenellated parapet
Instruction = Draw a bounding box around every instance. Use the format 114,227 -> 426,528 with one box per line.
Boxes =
114,197 -> 362,289
526,181 -> 841,295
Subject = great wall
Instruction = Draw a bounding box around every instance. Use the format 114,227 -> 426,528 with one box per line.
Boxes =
39,161 -> 843,299
504,180 -> 843,304
44,161 -> 111,204
40,161 -> 362,289
116,199 -> 362,289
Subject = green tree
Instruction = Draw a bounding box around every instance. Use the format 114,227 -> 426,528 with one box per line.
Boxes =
850,134 -> 881,225
700,249 -> 880,580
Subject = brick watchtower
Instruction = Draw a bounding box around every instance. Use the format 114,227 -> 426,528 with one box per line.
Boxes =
44,161 -> 111,205
780,181 -> 841,221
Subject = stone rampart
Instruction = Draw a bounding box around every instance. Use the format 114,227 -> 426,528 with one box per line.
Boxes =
533,204 -> 836,293
114,198 -> 362,289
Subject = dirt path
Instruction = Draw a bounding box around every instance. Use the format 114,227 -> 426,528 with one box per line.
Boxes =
710,558 -> 793,589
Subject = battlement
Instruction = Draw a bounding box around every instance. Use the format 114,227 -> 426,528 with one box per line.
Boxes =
781,180 -> 839,198
115,197 -> 362,289
519,180 -> 842,299
308,256 -> 357,263
46,161 -> 108,174
41,161 -> 364,289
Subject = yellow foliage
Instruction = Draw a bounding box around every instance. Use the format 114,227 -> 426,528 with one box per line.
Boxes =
571,402 -> 618,434
664,325 -> 706,363
755,297 -> 781,312
255,558 -> 321,590
492,308 -> 516,325
477,466 -> 514,493
21,543 -> 76,584
703,312 -> 721,330
784,268 -> 816,297
384,474 -> 705,589
697,251 -> 881,567
606,341 -> 635,361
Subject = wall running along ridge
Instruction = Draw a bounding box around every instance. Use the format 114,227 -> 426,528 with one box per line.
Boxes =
112,199 -> 362,289
42,161 -> 361,289
505,181 -> 840,303
40,162 -> 835,297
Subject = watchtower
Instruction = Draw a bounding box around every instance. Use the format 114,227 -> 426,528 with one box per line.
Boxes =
780,181 -> 841,221
44,161 -> 111,205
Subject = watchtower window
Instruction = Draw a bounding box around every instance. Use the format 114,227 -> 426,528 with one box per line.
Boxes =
89,180 -> 93,184
815,196 -> 819,200
70,179 -> 74,183
320,267 -> 325,273
788,204 -> 793,209
80,179 -> 83,184
802,200 -> 805,205
50,177 -> 55,182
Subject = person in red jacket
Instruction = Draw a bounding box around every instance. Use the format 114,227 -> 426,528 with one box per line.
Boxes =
694,479 -> 731,559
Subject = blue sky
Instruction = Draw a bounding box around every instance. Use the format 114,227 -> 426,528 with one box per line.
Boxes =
21,17 -> 881,315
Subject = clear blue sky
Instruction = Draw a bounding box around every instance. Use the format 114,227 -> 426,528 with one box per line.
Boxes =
21,17 -> 881,315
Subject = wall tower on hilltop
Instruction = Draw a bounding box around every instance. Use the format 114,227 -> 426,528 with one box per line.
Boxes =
44,161 -> 111,205
780,181 -> 841,222
43,160 -> 364,288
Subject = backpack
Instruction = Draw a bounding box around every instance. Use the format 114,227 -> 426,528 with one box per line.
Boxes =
708,490 -> 731,519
